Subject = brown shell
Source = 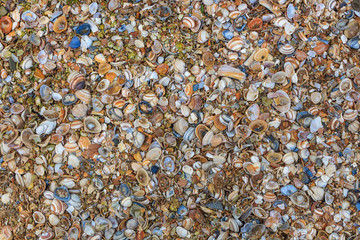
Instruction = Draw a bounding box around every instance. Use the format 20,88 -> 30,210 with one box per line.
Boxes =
53,16 -> 67,33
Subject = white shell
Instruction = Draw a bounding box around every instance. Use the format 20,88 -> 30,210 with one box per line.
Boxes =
36,120 -> 57,135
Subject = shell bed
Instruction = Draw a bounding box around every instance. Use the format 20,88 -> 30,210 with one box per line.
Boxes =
0,0 -> 360,239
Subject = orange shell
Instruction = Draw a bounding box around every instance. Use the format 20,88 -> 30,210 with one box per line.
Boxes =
155,63 -> 169,75
248,18 -> 262,30
0,16 -> 12,34
53,16 -> 67,33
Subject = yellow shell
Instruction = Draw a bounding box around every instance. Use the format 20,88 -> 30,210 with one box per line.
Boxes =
53,16 -> 67,33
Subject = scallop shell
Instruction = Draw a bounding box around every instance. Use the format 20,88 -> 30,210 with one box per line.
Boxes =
226,36 -> 245,52
263,192 -> 277,202
83,117 -> 102,133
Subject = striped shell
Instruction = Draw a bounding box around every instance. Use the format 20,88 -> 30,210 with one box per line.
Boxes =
279,44 -> 295,55
226,36 -> 245,51
218,65 -> 245,81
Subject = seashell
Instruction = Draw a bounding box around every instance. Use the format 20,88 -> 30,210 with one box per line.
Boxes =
22,10 -> 38,23
260,0 -> 281,16
75,89 -> 91,104
263,192 -> 277,202
279,44 -> 295,55
290,191 -> 310,208
53,16 -> 67,33
195,124 -> 209,141
329,118 -> 340,130
83,117 -> 101,133
108,0 -> 119,11
344,20 -> 359,39
136,168 -> 150,186
0,16 -> 12,34
153,5 -> 172,21
262,13 -> 276,22
36,120 -> 56,135
176,227 -> 190,238
249,119 -> 268,133
252,207 -> 269,219
272,17 -> 289,27
33,211 -> 46,224
348,120 -> 359,133
228,218 -> 239,232
218,65 -> 245,81
174,118 -> 189,136
248,18 -> 263,30
243,162 -> 261,175
282,152 -> 298,164
271,71 -> 287,84
266,152 -> 282,163
339,78 -> 352,93
182,16 -> 201,32
92,98 -> 104,112
310,92 -> 322,104
51,198 -> 67,215
62,94 -> 77,106
268,90 -> 291,113
42,110 -> 59,121
248,224 -> 266,238
96,79 -> 110,92
203,52 -> 215,67
98,63 -> 111,75
138,101 -> 153,114
49,214 -> 60,226
197,30 -> 210,43
68,71 -> 85,90
20,55 -> 33,70
40,85 -> 53,101
309,186 -> 325,201
343,109 -> 358,121
71,104 -> 88,119
254,48 -> 269,62
314,41 -> 329,55
226,36 -> 245,51
183,218 -> 194,230
76,23 -> 91,35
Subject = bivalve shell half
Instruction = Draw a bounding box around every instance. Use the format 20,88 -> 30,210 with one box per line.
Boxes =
279,44 -> 295,55
83,117 -> 102,133
226,36 -> 245,52
290,191 -> 309,208
249,119 -> 268,134
282,152 -> 298,165
75,89 -> 91,104
218,65 -> 245,81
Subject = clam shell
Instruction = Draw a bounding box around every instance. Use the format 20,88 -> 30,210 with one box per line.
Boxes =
53,16 -> 67,33
83,117 -> 102,133
249,119 -> 268,133
243,162 -> 261,175
271,71 -> 287,84
197,30 -> 210,43
282,152 -> 298,164
218,65 -> 245,81
279,44 -> 295,55
290,191 -> 309,208
226,36 -> 245,51
75,89 -> 91,104
136,168 -> 150,186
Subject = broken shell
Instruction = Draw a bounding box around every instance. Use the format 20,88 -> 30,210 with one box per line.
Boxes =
218,65 -> 245,81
